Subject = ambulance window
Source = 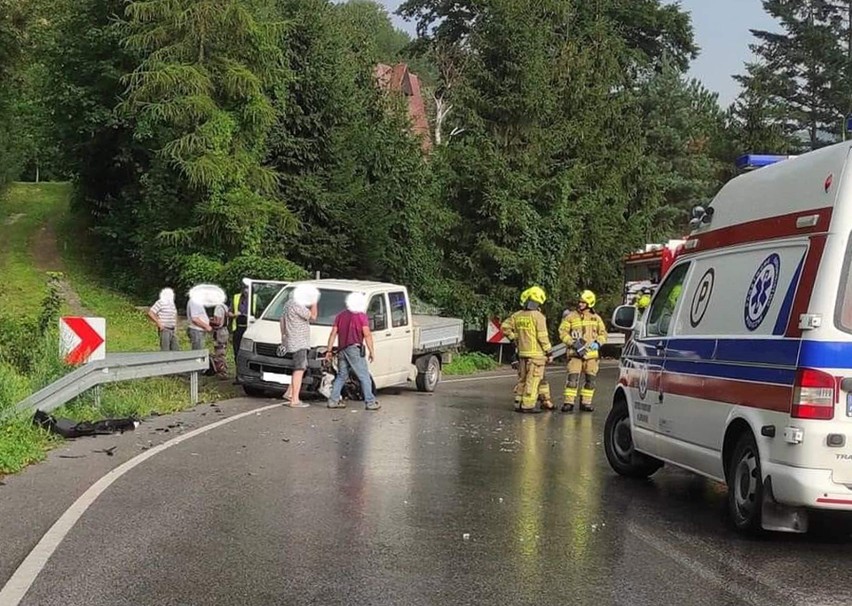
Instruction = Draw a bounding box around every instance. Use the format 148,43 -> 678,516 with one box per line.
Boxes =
646,263 -> 691,337
837,235 -> 852,332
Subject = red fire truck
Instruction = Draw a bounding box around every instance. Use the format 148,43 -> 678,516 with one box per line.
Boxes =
622,239 -> 686,305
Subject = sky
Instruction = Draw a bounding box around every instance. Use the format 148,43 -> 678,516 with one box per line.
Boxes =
378,0 -> 777,108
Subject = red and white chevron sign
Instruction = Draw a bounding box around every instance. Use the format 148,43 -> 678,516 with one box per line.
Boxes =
60,317 -> 106,365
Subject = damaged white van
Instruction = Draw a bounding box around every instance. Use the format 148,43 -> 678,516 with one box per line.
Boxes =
608,143 -> 852,533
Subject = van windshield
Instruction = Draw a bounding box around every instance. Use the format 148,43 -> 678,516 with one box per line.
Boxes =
261,288 -> 350,327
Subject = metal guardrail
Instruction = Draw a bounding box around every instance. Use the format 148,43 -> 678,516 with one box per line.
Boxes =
549,333 -> 626,360
7,351 -> 209,419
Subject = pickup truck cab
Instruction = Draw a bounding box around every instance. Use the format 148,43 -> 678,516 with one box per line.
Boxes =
607,143 -> 852,534
236,280 -> 463,398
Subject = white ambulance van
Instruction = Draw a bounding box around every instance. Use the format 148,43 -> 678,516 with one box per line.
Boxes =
607,143 -> 852,534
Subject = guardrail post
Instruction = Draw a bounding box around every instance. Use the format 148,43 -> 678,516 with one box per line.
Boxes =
190,371 -> 199,405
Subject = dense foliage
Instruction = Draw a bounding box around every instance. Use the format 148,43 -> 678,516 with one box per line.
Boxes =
1,0 -> 768,323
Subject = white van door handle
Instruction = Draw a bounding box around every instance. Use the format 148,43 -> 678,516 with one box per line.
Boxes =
385,332 -> 392,337
655,342 -> 664,354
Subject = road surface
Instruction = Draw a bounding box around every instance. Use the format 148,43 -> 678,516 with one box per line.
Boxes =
2,367 -> 851,606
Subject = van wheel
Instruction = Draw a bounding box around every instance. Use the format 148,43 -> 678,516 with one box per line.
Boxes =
416,355 -> 441,392
727,432 -> 764,534
242,385 -> 267,398
604,399 -> 663,479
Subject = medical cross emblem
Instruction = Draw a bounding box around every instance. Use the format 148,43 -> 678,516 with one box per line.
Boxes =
744,254 -> 780,331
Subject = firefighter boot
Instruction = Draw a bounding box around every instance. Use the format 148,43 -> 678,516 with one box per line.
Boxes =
580,368 -> 597,412
538,373 -> 554,411
562,372 -> 580,412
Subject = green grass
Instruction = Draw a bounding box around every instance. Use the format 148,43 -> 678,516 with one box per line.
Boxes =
0,183 -> 71,315
0,182 -> 232,475
443,352 -> 500,376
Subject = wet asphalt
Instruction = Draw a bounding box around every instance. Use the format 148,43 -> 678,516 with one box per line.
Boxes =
7,367 -> 852,606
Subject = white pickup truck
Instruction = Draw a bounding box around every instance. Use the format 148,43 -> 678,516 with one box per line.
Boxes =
236,279 -> 464,398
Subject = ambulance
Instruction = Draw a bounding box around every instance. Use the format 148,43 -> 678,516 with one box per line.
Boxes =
607,143 -> 852,534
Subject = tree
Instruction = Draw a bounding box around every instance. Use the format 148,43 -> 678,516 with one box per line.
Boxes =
740,0 -> 849,150
120,0 -> 293,261
731,61 -> 797,154
395,0 -> 710,321
265,0 -> 445,286
0,0 -> 30,185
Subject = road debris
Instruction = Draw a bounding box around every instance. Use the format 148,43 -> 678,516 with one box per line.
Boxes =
34,411 -> 138,439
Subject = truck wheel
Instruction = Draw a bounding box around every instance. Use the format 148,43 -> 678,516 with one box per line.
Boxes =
416,355 -> 441,392
604,399 -> 663,479
727,432 -> 764,534
242,385 -> 267,398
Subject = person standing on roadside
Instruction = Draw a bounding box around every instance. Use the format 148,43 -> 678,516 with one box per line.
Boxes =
187,293 -> 213,351
210,300 -> 230,376
147,288 -> 179,351
231,280 -> 254,359
325,292 -> 379,411
280,284 -> 319,408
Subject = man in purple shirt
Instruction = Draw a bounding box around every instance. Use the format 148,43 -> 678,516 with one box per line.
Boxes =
325,292 -> 379,410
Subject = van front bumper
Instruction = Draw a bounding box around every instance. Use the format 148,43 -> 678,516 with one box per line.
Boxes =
236,346 -> 327,392
765,461 -> 852,510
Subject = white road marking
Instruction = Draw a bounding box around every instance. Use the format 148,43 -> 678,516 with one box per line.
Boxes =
0,403 -> 280,606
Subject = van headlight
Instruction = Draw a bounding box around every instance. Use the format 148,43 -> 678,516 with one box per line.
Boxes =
240,338 -> 254,352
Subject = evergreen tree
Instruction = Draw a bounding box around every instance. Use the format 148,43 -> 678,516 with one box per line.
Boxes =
741,0 -> 849,150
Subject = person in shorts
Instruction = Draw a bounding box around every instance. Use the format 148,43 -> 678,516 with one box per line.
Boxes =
279,285 -> 319,408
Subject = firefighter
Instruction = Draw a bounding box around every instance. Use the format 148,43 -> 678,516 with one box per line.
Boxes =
636,291 -> 652,316
559,290 -> 608,412
501,286 -> 554,413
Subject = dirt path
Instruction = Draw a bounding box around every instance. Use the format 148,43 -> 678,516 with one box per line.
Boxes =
29,222 -> 88,316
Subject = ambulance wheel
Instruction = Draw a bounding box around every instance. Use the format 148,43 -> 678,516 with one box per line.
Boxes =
416,355 -> 441,392
727,432 -> 764,534
604,399 -> 663,479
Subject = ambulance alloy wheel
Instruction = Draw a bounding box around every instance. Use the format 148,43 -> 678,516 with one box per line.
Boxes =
604,399 -> 663,479
727,432 -> 764,534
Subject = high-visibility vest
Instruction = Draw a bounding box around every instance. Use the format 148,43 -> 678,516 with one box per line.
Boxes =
231,293 -> 258,331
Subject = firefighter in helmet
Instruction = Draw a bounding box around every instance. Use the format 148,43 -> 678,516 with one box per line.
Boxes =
559,290 -> 608,412
501,286 -> 554,413
636,289 -> 652,316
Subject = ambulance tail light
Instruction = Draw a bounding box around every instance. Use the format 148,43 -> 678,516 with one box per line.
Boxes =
791,368 -> 835,420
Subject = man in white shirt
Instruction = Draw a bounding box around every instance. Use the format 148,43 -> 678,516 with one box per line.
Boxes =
186,297 -> 212,350
148,288 -> 179,351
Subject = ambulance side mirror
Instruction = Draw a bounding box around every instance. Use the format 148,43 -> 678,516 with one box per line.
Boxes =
612,305 -> 637,332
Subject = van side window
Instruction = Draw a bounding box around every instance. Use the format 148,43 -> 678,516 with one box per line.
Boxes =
368,295 -> 388,331
646,263 -> 691,337
389,292 -> 409,328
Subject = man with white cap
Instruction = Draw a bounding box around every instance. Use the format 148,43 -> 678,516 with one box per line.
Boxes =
147,288 -> 179,351
325,292 -> 379,411
280,284 -> 319,408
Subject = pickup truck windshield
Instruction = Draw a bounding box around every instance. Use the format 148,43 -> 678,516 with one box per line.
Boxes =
262,288 -> 350,327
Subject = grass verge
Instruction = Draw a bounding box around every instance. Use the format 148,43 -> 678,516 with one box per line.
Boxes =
443,352 -> 500,376
0,182 -> 233,475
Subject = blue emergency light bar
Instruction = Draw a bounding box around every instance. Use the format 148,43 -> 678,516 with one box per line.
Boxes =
735,154 -> 794,170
